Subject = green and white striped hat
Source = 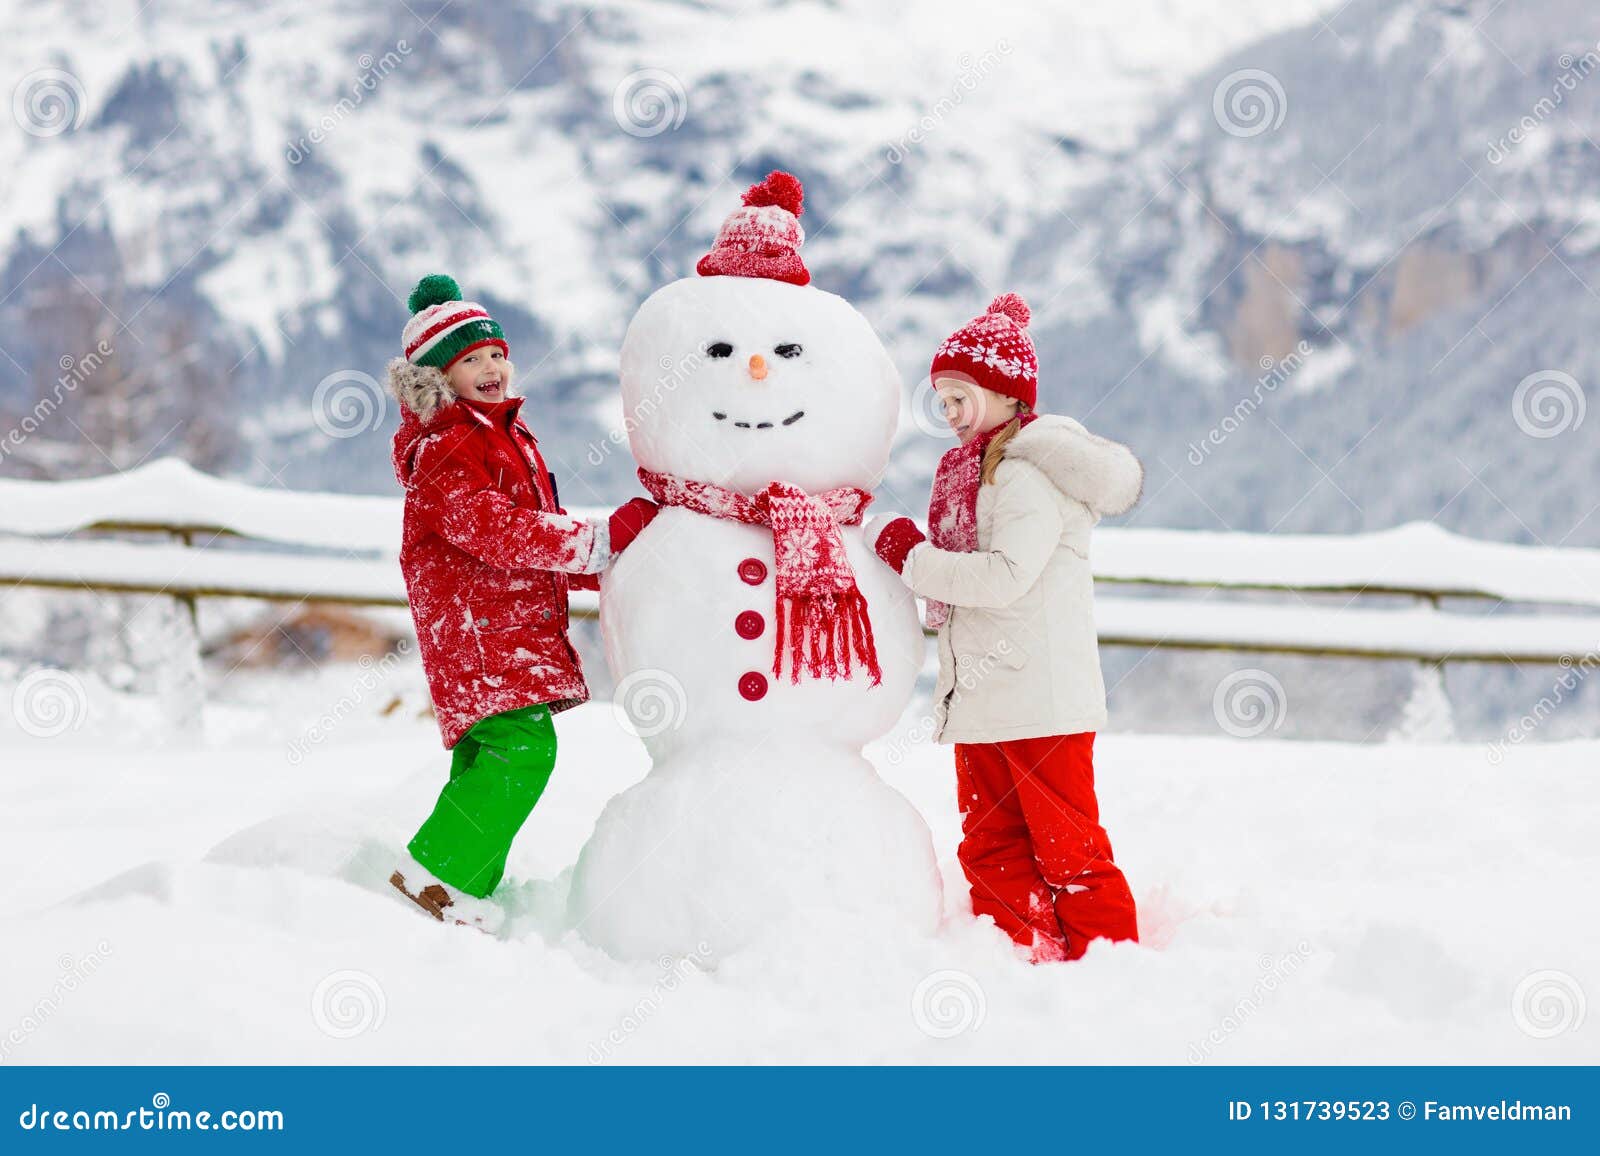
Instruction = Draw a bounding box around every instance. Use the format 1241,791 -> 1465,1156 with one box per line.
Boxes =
401,274 -> 508,371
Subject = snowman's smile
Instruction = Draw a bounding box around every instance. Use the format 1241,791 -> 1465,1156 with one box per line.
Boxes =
711,409 -> 805,430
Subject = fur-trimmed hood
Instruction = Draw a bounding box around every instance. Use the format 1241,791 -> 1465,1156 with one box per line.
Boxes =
388,357 -> 456,423
389,365 -> 527,489
387,356 -> 523,421
1003,414 -> 1143,517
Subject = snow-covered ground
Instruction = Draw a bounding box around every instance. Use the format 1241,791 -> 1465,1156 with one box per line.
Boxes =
1,686 -> 1594,1064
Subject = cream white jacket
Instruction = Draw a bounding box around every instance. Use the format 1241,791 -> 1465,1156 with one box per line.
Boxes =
901,416 -> 1142,744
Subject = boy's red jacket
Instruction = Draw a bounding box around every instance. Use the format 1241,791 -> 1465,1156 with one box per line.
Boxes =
392,394 -> 600,748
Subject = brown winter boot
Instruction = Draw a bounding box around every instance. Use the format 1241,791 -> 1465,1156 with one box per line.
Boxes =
390,870 -> 454,921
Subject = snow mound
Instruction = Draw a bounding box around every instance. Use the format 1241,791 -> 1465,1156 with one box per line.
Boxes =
2,703 -> 1595,1063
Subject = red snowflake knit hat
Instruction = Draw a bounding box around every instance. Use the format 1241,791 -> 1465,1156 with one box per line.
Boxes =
929,293 -> 1038,408
695,170 -> 810,286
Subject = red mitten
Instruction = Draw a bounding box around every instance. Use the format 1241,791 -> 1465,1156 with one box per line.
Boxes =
570,572 -> 601,591
871,516 -> 926,575
608,497 -> 661,555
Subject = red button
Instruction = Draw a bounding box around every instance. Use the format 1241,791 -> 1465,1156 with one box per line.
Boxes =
735,610 -> 765,639
737,557 -> 768,585
738,671 -> 768,701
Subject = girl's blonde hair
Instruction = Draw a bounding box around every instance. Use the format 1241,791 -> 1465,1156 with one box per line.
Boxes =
980,401 -> 1031,485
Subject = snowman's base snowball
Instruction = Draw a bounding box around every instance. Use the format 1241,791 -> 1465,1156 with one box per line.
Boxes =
568,740 -> 941,963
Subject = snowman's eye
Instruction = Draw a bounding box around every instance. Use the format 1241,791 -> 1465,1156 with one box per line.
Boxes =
774,343 -> 803,359
706,341 -> 734,358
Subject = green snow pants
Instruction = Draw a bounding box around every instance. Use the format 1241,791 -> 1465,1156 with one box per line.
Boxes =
407,703 -> 558,898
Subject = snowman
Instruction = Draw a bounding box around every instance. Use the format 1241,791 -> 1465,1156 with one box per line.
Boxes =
569,172 -> 941,962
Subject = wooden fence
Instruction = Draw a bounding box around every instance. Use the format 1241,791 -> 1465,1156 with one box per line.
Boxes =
4,457 -> 1599,669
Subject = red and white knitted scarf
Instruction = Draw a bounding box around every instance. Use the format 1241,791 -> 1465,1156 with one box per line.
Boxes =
638,468 -> 883,686
924,413 -> 1039,628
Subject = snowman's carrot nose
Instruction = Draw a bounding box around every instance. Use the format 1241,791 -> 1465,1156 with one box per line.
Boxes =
747,353 -> 768,380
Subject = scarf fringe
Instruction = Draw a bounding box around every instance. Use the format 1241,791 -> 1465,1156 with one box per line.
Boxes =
773,590 -> 882,687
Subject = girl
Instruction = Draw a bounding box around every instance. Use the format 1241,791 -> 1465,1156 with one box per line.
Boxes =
385,274 -> 658,930
866,293 -> 1143,963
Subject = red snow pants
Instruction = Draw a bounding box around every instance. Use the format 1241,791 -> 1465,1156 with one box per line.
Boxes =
953,731 -> 1138,961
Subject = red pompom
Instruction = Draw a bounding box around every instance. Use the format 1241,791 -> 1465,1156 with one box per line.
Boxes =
742,170 -> 804,217
987,292 -> 1030,328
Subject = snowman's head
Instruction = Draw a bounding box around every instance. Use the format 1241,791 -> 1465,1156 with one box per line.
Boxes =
617,171 -> 901,496
620,276 -> 900,495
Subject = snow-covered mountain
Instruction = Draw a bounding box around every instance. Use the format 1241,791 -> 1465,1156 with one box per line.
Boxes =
9,0 -> 1600,740
0,0 -> 1340,504
1021,0 -> 1600,549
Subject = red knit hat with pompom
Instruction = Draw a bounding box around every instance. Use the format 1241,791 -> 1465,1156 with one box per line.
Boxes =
929,293 -> 1038,408
695,170 -> 810,286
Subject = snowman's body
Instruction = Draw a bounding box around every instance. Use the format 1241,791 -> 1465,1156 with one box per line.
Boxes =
601,511 -> 921,756
568,267 -> 942,962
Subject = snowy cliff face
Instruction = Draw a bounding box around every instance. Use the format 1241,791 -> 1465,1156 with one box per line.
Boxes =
1018,0 -> 1600,546
4,0 -> 1598,740
0,0 -> 1336,499
5,0 -> 1594,540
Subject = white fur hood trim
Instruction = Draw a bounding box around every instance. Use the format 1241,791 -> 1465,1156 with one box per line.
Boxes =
1004,414 -> 1143,517
387,357 -> 456,422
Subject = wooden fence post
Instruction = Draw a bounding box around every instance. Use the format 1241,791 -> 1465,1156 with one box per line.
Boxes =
1393,594 -> 1456,741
